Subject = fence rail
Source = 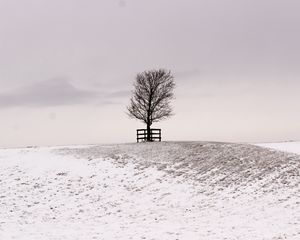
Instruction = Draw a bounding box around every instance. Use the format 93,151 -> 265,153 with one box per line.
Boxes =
137,128 -> 161,142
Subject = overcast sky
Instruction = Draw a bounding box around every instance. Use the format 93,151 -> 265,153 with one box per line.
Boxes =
1,0 -> 300,147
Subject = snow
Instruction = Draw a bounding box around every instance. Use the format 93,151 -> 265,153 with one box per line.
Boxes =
0,142 -> 299,239
257,141 -> 300,155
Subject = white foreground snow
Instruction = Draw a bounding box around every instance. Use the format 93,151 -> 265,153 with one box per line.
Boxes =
0,143 -> 299,239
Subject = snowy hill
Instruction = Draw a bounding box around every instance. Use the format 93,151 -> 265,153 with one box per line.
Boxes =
257,141 -> 300,155
0,142 -> 299,239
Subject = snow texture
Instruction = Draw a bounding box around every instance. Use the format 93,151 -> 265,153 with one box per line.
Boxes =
0,142 -> 299,239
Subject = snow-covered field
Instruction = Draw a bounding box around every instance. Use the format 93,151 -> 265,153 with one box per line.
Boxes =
257,141 -> 300,155
0,142 -> 299,239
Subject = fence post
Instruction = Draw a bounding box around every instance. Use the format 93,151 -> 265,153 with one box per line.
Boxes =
159,129 -> 161,141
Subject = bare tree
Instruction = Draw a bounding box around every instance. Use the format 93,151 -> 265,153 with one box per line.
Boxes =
127,69 -> 175,141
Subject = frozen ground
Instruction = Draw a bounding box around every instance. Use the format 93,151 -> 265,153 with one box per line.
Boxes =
0,142 -> 299,239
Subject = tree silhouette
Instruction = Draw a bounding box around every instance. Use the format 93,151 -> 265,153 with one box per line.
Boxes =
127,69 -> 175,141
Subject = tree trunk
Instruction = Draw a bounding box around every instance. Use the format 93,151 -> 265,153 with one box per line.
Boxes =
147,123 -> 151,141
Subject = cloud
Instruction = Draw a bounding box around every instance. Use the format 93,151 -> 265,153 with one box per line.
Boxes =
106,90 -> 131,98
0,78 -> 127,108
175,69 -> 201,80
118,0 -> 126,8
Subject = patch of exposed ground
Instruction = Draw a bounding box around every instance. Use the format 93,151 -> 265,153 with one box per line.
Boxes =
59,142 -> 300,195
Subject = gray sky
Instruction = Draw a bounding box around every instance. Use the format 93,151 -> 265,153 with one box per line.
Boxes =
1,0 -> 300,147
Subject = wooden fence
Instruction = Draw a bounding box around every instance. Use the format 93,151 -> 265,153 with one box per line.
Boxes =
136,129 -> 161,142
